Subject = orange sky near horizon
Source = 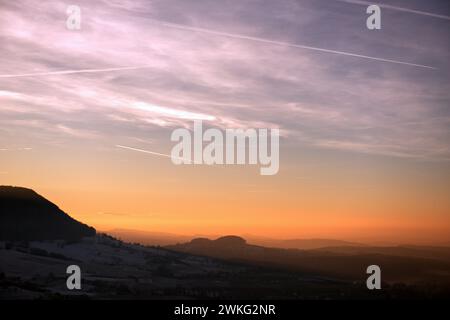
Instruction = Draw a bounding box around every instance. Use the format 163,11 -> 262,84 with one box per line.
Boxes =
1,143 -> 449,245
1,1 -> 450,246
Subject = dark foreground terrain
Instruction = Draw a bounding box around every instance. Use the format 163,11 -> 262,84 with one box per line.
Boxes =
2,234 -> 449,299
167,236 -> 450,284
1,186 -> 449,299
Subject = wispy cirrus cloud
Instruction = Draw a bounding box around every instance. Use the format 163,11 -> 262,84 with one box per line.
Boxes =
0,0 -> 449,160
132,102 -> 216,121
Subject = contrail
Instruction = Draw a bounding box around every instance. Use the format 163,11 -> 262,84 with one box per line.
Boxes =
146,18 -> 436,69
337,0 -> 450,20
0,66 -> 154,78
0,15 -> 438,79
116,144 -> 192,163
0,147 -> 32,151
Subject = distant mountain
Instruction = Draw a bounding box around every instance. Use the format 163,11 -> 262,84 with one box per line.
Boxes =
105,228 -> 365,250
0,186 -> 95,241
245,236 -> 365,250
105,228 -> 193,246
167,236 -> 450,283
190,235 -> 247,247
313,245 -> 450,261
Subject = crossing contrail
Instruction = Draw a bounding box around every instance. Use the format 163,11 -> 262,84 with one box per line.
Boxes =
116,144 -> 192,163
0,13 -> 438,80
146,18 -> 436,69
337,0 -> 450,20
0,66 -> 154,78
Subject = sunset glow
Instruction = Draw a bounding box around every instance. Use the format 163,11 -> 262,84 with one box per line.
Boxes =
1,0 -> 449,245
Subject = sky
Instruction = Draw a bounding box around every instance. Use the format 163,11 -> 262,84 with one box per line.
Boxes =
0,0 -> 449,244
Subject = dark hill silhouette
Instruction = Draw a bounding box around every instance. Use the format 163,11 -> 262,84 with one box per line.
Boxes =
0,186 -> 95,241
247,237 -> 365,250
216,235 -> 246,245
187,236 -> 247,248
167,235 -> 450,283
103,228 -> 366,249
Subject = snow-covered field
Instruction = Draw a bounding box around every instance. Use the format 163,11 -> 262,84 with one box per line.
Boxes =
0,234 -> 248,299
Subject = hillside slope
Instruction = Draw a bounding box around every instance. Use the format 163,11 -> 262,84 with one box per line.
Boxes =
0,186 -> 95,241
